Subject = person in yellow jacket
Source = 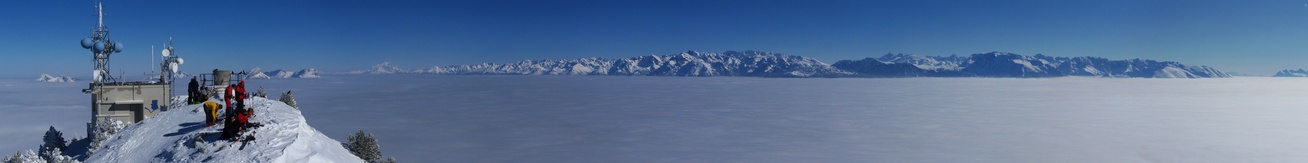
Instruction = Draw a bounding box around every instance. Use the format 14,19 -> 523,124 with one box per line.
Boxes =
203,101 -> 221,127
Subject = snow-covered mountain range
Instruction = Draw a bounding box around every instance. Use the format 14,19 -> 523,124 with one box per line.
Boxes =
143,72 -> 192,82
1273,69 -> 1308,77
36,73 -> 77,83
246,68 -> 322,79
349,50 -> 852,77
344,62 -> 419,75
835,52 -> 1230,78
347,51 -> 1229,78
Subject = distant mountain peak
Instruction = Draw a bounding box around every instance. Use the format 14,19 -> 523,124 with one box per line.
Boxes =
36,73 -> 77,83
1274,69 -> 1308,77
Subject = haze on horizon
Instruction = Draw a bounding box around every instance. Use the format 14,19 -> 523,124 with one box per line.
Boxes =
3,0 -> 1308,78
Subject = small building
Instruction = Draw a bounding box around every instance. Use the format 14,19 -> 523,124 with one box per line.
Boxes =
88,82 -> 171,123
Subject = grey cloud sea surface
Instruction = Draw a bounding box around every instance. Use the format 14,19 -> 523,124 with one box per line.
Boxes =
253,75 -> 1308,162
6,76 -> 1308,162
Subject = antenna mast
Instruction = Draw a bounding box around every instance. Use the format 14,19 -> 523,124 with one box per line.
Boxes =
81,0 -> 123,83
160,37 -> 183,83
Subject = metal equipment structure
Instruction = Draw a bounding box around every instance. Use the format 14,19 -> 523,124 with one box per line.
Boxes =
80,1 -> 183,137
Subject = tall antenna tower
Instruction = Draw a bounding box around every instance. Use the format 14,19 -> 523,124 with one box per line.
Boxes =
79,0 -> 123,83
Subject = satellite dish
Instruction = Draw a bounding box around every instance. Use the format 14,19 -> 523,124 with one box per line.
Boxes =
177,58 -> 184,65
80,38 -> 93,49
113,42 -> 123,53
93,42 -> 105,52
169,63 -> 179,73
93,70 -> 104,82
162,49 -> 171,57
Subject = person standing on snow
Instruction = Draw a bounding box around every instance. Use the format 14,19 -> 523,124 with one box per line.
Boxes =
188,76 -> 199,104
225,84 -> 236,113
235,80 -> 248,108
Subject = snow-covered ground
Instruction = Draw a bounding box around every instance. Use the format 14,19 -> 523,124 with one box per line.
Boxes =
84,96 -> 363,162
7,76 -> 1308,162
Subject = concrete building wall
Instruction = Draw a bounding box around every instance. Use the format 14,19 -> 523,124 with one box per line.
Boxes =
90,83 -> 171,124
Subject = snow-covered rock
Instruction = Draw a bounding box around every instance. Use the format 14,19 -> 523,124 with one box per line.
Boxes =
1273,69 -> 1308,77
36,73 -> 77,83
84,97 -> 364,162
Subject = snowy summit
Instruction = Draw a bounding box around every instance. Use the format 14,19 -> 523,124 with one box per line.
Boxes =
247,67 -> 272,79
35,73 -> 77,83
84,97 -> 363,162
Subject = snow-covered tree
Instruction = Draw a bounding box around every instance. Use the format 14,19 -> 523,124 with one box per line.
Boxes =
4,150 -> 45,163
343,130 -> 389,163
85,119 -> 125,157
279,91 -> 297,109
37,127 -> 69,163
36,153 -> 75,163
254,86 -> 267,98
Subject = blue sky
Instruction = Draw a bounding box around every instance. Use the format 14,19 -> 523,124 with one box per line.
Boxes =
3,0 -> 1308,78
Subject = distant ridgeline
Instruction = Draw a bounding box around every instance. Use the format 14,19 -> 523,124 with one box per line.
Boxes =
1273,69 -> 1308,77
349,51 -> 1230,78
835,52 -> 1229,78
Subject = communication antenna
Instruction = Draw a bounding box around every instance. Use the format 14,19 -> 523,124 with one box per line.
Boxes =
79,0 -> 123,83
159,37 -> 184,83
